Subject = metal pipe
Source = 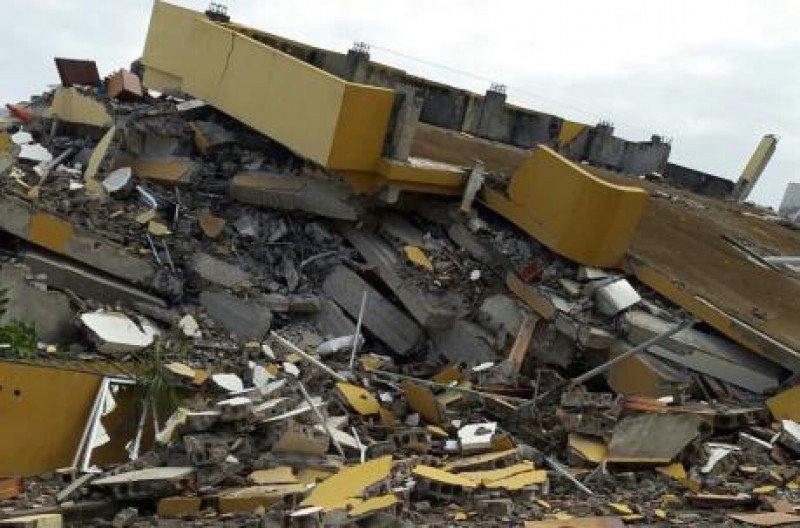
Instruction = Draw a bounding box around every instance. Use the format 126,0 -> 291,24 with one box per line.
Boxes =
348,291 -> 367,371
518,317 -> 696,412
294,378 -> 346,458
566,317 -> 696,389
763,256 -> 800,265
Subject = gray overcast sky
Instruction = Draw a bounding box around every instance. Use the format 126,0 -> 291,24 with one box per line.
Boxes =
2,1 -> 798,208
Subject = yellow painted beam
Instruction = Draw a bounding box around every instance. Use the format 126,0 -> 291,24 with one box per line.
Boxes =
142,1 -> 394,172
485,146 -> 649,268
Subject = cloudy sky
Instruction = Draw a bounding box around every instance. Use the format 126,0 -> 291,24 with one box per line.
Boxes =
3,1 -> 798,208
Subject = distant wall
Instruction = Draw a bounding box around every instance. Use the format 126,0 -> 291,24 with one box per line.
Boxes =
211,16 -> 670,176
663,163 -> 734,198
780,182 -> 800,217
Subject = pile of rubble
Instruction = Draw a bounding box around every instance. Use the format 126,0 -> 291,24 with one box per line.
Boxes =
1,57 -> 800,528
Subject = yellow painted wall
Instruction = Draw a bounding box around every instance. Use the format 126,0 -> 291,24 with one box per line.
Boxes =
142,1 -> 394,172
0,362 -> 144,476
484,146 -> 649,268
0,363 -> 99,476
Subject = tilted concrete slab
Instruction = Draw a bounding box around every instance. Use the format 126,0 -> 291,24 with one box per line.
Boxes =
338,223 -> 459,329
322,265 -> 421,355
623,310 -> 784,394
0,196 -> 169,296
230,171 -> 363,221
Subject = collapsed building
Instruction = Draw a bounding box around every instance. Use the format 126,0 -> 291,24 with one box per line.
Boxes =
0,2 -> 799,527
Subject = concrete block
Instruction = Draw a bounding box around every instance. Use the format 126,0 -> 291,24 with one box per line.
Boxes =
594,278 -> 641,316
447,223 -> 493,263
200,290 -> 272,343
322,266 -> 421,355
106,70 -> 142,102
0,264 -> 78,344
622,310 -> 783,394
190,121 -> 235,154
93,467 -> 195,500
339,223 -> 458,329
0,196 -> 164,294
22,248 -> 166,308
230,171 -> 363,221
312,298 -> 356,338
430,319 -> 495,365
577,326 -> 615,350
477,294 -> 522,339
190,253 -> 251,290
262,293 -> 321,313
379,211 -> 425,247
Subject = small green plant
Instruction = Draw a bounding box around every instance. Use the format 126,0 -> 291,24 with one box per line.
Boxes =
135,336 -> 182,417
0,288 -> 38,358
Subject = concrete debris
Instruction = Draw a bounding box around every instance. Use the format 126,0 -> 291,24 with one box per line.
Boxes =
190,253 -> 251,290
0,11 -> 798,528
322,265 -> 421,355
80,310 -> 159,354
593,278 -> 641,316
199,290 -> 272,343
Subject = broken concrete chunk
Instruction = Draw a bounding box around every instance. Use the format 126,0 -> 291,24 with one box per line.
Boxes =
262,293 -> 321,313
478,294 -> 522,340
623,310 -> 783,394
578,266 -> 610,281
0,513 -> 64,528
608,413 -> 705,461
190,253 -> 251,289
594,278 -> 641,316
178,314 -> 201,338
379,211 -> 425,247
102,166 -> 134,196
106,69 -> 143,101
317,334 -> 363,356
18,144 -> 53,164
339,224 -> 458,329
190,121 -> 236,154
80,310 -> 159,354
230,172 -> 363,221
431,319 -> 496,365
458,422 -> 497,453
312,298 -> 356,338
200,291 -> 272,343
0,264 -> 78,344
577,326 -> 615,349
322,265 -> 421,355
447,222 -> 493,263
92,467 -> 194,500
